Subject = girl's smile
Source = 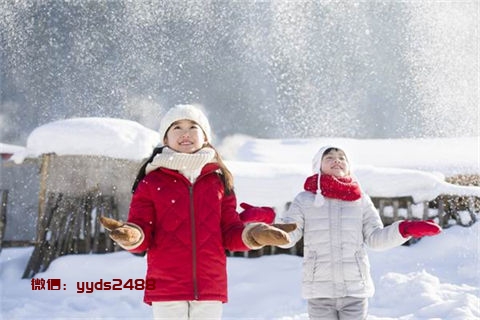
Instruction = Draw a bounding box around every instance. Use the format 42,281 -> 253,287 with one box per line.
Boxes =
164,119 -> 206,153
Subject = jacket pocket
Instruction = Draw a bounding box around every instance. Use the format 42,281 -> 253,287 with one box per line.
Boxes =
354,249 -> 370,283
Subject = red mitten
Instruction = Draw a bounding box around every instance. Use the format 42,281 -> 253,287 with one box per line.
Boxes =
239,202 -> 276,224
399,220 -> 442,238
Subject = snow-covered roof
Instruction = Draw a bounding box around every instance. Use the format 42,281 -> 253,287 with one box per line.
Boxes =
0,143 -> 25,157
11,117 -> 161,163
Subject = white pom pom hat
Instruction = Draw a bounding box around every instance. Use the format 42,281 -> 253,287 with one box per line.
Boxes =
158,104 -> 212,142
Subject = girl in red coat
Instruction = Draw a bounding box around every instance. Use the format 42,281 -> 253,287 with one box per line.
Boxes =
101,104 -> 295,319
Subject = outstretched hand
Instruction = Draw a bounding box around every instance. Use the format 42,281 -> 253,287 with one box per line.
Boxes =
99,216 -> 142,247
399,219 -> 442,238
245,222 -> 297,247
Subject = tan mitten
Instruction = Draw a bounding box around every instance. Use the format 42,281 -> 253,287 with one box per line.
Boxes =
272,223 -> 297,233
99,216 -> 142,248
244,223 -> 296,248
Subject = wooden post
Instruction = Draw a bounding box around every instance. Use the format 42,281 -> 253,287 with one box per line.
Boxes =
83,194 -> 92,254
449,199 -> 457,225
392,199 -> 399,221
423,201 -> 429,220
0,189 -> 8,253
22,193 -> 57,279
406,199 -> 413,220
373,198 -> 385,224
437,198 -> 446,227
37,153 -> 52,242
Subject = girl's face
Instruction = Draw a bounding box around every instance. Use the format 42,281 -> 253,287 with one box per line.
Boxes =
320,149 -> 349,177
164,119 -> 206,153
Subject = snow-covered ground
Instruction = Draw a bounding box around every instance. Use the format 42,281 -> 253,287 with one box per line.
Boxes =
1,118 -> 479,319
1,224 -> 478,319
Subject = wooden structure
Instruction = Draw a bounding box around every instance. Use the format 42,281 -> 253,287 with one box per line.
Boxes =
19,153 -> 140,278
22,191 -> 120,278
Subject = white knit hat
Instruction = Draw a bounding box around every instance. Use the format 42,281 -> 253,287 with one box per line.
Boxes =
311,145 -> 350,207
158,104 -> 212,142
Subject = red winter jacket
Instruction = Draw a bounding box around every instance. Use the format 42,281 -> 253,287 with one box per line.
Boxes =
127,162 -> 249,304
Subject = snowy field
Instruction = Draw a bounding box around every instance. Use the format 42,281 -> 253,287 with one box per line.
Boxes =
1,118 -> 479,319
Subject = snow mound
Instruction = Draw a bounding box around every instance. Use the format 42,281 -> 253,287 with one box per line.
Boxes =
11,118 -> 161,163
355,165 -> 480,202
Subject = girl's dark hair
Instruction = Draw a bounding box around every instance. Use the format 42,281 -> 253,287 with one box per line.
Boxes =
322,147 -> 342,158
205,142 -> 234,195
131,144 -> 234,195
131,146 -> 165,193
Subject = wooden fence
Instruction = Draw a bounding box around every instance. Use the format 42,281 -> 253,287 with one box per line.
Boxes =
22,191 -> 120,279
372,195 -> 478,228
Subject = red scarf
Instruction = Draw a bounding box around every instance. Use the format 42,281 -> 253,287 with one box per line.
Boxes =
304,173 -> 362,201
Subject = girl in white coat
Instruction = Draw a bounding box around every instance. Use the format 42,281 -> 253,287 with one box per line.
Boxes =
280,146 -> 441,320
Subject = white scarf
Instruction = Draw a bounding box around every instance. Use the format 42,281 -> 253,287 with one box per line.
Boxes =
145,147 -> 216,182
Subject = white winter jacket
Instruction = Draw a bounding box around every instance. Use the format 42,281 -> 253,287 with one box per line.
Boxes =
280,191 -> 408,299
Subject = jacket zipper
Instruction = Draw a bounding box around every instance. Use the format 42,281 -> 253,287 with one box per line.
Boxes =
189,185 -> 199,300
164,169 -> 217,300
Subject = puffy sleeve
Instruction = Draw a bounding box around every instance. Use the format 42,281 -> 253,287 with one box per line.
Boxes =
362,194 -> 408,250
125,179 -> 156,253
220,191 -> 251,251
